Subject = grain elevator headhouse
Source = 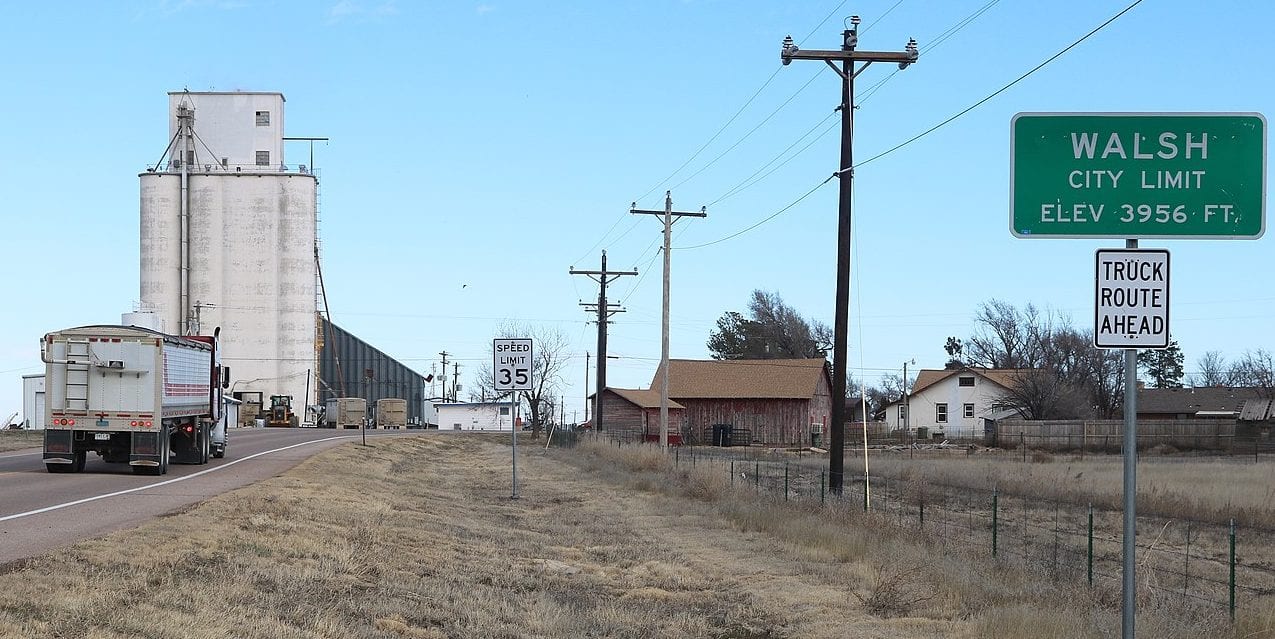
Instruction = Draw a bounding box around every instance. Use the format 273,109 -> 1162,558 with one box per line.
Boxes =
139,91 -> 318,417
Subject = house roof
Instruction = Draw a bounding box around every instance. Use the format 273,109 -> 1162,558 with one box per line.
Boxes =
655,358 -> 828,400
882,367 -> 1027,408
605,388 -> 685,410
914,367 -> 1022,396
1137,386 -> 1266,416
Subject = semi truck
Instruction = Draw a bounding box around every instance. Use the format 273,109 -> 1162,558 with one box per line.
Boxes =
40,325 -> 229,475
375,398 -> 407,429
325,397 -> 366,429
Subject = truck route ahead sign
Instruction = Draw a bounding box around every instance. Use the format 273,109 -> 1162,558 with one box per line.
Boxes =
1012,113 -> 1266,239
493,338 -> 533,391
1094,249 -> 1170,349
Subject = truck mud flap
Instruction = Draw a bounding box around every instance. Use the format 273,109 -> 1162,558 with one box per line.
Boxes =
130,431 -> 161,467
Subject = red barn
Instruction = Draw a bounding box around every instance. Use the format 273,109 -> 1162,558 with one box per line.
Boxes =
594,388 -> 687,444
654,358 -> 832,447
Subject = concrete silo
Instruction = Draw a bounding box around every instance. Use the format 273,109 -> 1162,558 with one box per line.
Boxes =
139,91 -> 318,418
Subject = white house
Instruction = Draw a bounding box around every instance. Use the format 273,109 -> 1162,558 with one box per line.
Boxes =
881,368 -> 1026,439
435,401 -> 517,431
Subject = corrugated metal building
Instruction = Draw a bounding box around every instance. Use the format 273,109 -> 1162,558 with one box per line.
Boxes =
318,316 -> 429,425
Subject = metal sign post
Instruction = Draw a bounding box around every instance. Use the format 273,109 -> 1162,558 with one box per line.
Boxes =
493,338 -> 533,499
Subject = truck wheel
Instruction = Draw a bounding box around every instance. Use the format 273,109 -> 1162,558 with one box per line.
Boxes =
200,424 -> 210,464
161,435 -> 170,475
72,451 -> 86,472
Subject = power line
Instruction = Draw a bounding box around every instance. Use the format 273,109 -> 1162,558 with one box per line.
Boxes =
677,175 -> 835,250
663,0 -> 1144,252
856,0 -> 1144,169
704,0 -> 1003,209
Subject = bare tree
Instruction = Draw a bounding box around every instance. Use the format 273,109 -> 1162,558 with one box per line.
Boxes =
1190,350 -> 1229,387
708,290 -> 829,359
964,300 -> 1051,369
990,369 -> 1088,420
1228,350 -> 1275,398
962,300 -> 1123,419
472,323 -> 571,439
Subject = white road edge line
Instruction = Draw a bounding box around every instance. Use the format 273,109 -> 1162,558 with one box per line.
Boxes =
0,436 -> 354,523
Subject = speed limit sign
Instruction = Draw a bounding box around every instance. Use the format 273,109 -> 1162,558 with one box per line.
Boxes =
493,338 -> 533,391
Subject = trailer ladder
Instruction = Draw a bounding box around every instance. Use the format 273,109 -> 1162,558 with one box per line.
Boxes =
64,339 -> 91,411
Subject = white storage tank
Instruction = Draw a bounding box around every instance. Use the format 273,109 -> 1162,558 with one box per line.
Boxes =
121,310 -> 165,332
138,91 -> 317,411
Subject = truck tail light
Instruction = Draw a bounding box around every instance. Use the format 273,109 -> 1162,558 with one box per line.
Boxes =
57,418 -> 76,426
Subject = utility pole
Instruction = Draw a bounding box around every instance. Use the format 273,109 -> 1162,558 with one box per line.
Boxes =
438,351 -> 449,401
584,351 -> 590,423
631,191 -> 706,449
452,362 -> 461,403
570,251 -> 636,434
781,20 -> 918,494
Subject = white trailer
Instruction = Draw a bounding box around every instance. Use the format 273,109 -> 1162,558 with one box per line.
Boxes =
325,397 -> 366,429
40,325 -> 229,474
375,398 -> 407,429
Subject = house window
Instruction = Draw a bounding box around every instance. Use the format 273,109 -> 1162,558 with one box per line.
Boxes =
255,151 -> 269,166
255,111 -> 270,126
964,403 -> 975,419
936,403 -> 948,423
499,407 -> 510,415
898,405 -> 906,421
959,376 -> 975,387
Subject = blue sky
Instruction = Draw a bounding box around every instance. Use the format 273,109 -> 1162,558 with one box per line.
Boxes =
2,0 -> 1272,423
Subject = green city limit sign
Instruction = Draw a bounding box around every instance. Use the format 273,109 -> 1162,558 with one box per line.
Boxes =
1011,113 -> 1266,239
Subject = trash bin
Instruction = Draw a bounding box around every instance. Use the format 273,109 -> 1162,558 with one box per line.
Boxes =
712,424 -> 734,447
812,432 -> 822,448
916,426 -> 929,440
254,418 -> 265,429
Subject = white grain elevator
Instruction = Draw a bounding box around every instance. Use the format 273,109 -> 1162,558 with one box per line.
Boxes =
139,91 -> 317,415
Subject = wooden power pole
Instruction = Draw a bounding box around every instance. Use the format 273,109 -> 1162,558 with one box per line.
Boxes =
631,191 -> 706,449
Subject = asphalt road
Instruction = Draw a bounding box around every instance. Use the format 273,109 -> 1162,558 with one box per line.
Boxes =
0,427 -> 417,565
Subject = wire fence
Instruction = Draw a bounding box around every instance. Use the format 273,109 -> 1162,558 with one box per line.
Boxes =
586,434 -> 1275,624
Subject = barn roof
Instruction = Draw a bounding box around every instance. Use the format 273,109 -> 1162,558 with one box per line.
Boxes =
606,388 -> 685,409
655,358 -> 828,400
1138,386 -> 1266,416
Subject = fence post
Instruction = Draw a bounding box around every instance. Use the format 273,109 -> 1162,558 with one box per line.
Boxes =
1230,518 -> 1237,621
992,488 -> 999,558
784,462 -> 789,502
754,461 -> 759,491
730,460 -> 735,486
1087,503 -> 1094,587
1184,521 -> 1191,599
820,470 -> 825,505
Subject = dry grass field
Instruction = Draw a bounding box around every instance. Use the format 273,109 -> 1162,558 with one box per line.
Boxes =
0,430 -> 42,453
0,434 -> 1272,638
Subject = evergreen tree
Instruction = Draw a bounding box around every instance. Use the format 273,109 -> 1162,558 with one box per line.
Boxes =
1138,338 -> 1185,388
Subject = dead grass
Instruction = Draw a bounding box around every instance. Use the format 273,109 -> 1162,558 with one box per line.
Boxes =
867,451 -> 1275,529
0,430 -> 42,453
2,434 -> 1270,638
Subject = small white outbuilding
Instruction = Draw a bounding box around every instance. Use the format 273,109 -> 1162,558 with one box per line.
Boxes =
435,401 -> 517,431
